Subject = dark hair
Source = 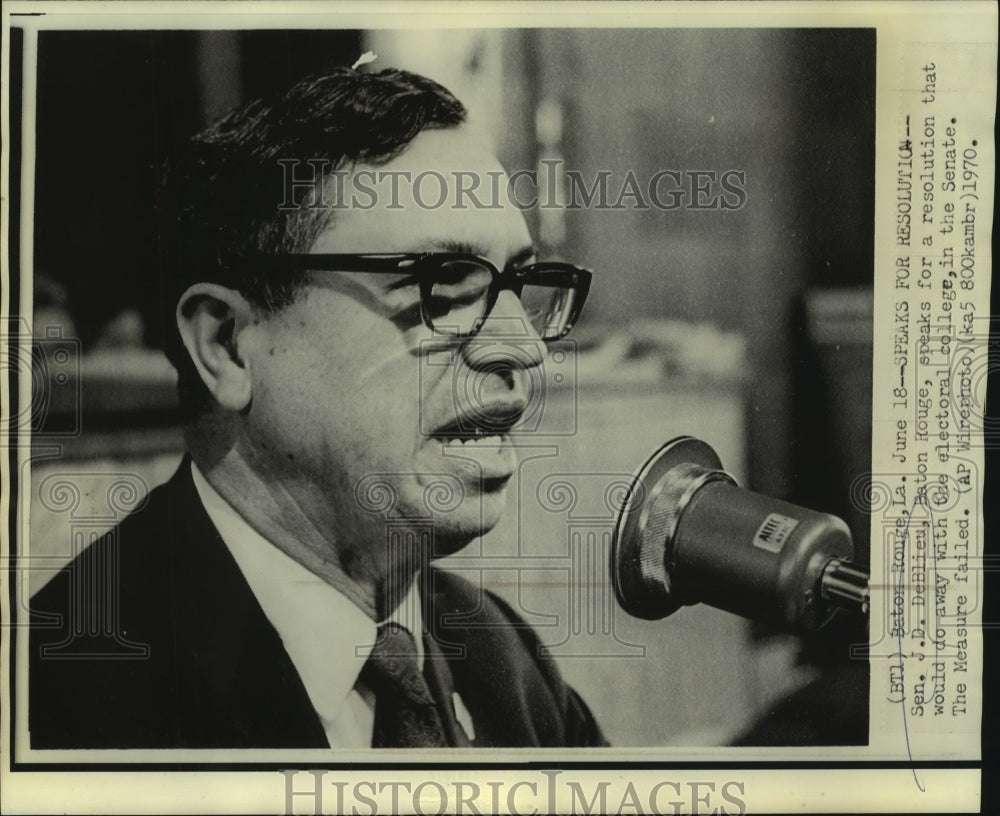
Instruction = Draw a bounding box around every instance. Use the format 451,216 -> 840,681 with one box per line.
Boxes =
157,66 -> 467,419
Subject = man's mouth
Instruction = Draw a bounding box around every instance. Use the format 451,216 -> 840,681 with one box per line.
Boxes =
425,407 -> 523,483
429,406 -> 523,446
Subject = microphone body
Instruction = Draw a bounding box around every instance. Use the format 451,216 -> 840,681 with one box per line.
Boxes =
612,437 -> 870,632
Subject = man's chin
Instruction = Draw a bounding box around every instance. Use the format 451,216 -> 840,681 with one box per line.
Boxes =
426,490 -> 508,557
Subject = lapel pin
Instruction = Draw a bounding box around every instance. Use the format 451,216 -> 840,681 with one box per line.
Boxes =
452,692 -> 476,742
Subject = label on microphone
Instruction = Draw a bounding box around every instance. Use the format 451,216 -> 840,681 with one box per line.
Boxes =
753,513 -> 799,553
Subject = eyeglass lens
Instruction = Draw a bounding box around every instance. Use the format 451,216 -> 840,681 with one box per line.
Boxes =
519,283 -> 577,340
427,259 -> 576,339
425,260 -> 493,335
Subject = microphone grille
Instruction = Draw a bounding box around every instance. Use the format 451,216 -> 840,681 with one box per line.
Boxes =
617,462 -> 708,618
611,436 -> 728,620
635,469 -> 689,593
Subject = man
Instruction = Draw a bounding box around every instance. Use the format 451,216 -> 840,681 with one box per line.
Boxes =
29,66 -> 605,749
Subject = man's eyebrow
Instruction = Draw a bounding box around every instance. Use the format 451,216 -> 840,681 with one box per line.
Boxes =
413,239 -> 484,256
415,240 -> 537,269
505,246 -> 536,269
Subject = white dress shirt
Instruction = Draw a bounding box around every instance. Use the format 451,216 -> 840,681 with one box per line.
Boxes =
191,462 -> 423,749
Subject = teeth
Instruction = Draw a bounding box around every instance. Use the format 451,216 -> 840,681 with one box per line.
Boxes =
444,435 -> 504,448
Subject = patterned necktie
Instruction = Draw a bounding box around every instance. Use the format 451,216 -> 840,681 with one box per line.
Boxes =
361,622 -> 448,748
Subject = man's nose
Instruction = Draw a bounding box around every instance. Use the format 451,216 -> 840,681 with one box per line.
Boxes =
459,290 -> 548,371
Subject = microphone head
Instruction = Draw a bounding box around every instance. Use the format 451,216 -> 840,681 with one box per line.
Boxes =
611,436 -> 727,620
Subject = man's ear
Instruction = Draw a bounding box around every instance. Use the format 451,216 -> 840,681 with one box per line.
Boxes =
176,283 -> 255,412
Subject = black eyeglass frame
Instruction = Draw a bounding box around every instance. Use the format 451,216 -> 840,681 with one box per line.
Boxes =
239,253 -> 592,341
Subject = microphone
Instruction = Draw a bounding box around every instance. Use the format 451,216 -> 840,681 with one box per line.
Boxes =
611,437 -> 870,632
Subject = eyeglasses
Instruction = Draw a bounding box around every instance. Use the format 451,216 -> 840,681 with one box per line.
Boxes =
241,253 -> 592,341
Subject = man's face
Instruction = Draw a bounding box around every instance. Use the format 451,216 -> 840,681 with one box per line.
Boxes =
239,126 -> 545,562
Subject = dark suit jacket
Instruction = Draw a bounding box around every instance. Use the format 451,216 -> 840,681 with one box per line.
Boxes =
29,462 -> 606,749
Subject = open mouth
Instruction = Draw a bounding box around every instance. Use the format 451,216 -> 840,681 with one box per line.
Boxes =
430,409 -> 522,447
427,408 -> 523,485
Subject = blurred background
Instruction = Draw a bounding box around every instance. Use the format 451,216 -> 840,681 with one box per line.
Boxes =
25,27 -> 874,747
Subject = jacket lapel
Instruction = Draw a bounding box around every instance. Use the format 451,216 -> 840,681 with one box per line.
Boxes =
422,633 -> 473,747
166,462 -> 328,747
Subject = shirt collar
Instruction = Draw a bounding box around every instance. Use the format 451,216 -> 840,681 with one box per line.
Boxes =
190,462 -> 423,726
